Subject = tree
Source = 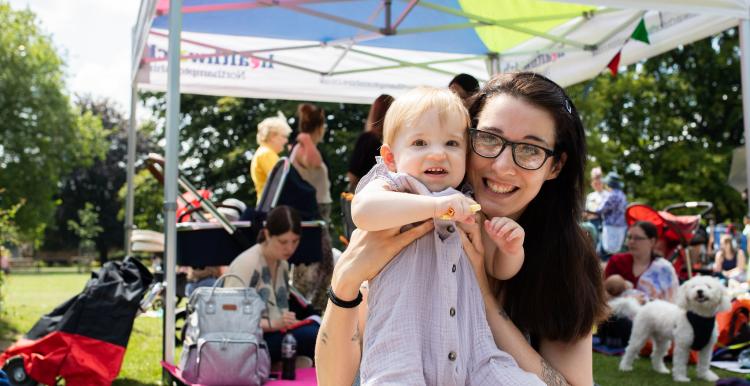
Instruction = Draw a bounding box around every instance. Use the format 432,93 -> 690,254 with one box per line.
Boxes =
0,3 -> 109,243
67,202 -> 103,257
568,28 -> 745,222
43,95 -> 155,262
141,93 -> 368,243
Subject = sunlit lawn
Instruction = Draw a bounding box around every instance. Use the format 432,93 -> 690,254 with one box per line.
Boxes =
0,267 -> 744,385
2,267 -> 163,385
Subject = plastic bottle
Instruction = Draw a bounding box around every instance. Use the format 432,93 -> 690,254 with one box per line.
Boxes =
281,331 -> 297,380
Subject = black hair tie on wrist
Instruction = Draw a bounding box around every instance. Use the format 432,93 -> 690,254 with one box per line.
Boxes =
327,286 -> 363,308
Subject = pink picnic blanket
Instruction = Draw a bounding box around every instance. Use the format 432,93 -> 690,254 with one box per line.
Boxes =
161,361 -> 317,385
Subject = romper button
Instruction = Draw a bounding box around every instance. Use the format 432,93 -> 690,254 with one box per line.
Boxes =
451,264 -> 457,273
448,351 -> 457,361
447,225 -> 455,233
450,307 -> 456,317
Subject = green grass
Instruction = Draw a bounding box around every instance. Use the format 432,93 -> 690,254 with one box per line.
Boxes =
2,268 -> 163,385
593,351 -> 740,385
0,268 -> 747,385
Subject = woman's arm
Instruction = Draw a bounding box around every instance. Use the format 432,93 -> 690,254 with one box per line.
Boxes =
738,249 -> 746,272
713,251 -> 724,273
539,335 -> 593,386
315,222 -> 434,386
294,133 -> 323,167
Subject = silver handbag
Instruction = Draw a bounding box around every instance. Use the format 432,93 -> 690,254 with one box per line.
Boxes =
180,273 -> 271,385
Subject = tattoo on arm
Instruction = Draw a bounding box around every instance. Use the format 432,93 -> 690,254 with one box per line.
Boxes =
352,326 -> 361,343
320,331 -> 328,345
541,358 -> 570,386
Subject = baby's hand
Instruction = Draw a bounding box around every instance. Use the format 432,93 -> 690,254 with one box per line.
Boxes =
434,194 -> 478,224
485,217 -> 524,258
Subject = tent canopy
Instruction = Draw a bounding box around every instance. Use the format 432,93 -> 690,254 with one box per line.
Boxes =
133,0 -> 748,103
129,0 -> 750,367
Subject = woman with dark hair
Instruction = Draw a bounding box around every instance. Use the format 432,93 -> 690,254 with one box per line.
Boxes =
346,94 -> 394,191
292,103 -> 332,222
316,72 -> 607,386
225,206 -> 318,363
290,103 -> 335,311
604,221 -> 679,302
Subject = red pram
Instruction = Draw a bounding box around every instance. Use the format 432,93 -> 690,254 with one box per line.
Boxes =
625,201 -> 713,280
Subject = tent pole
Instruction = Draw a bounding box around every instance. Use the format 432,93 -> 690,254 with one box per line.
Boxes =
124,81 -> 137,256
163,0 -> 182,368
740,19 -> 750,213
125,26 -> 138,256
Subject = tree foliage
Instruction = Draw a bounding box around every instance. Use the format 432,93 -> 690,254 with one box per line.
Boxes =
0,3 -> 108,243
43,96 -> 155,261
66,202 -> 102,256
140,93 -> 368,240
569,28 -> 745,221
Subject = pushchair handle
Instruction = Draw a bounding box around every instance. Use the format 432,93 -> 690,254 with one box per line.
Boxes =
145,153 -> 252,251
663,201 -> 713,217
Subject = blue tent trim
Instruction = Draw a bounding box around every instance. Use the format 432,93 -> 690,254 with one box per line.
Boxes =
151,0 -> 490,54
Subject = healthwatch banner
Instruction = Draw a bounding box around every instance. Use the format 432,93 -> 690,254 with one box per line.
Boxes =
137,29 -> 490,104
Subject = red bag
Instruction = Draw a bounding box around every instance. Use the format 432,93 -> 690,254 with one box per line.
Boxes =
717,298 -> 750,347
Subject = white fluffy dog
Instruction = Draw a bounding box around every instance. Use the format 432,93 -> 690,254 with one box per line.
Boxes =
617,275 -> 731,382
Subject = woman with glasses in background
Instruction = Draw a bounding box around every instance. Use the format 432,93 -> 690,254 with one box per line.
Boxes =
604,221 -> 679,302
317,72 -> 607,386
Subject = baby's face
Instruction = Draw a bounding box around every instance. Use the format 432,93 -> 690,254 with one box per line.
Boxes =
389,107 -> 467,192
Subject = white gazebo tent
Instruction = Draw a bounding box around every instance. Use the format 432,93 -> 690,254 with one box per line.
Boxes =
128,0 -> 750,366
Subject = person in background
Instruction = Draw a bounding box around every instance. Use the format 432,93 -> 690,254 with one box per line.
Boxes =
346,94 -> 394,192
184,266 -> 221,297
290,103 -> 335,311
225,206 -> 318,363
597,172 -> 628,257
742,215 -> 750,256
583,167 -> 606,254
250,113 -> 292,204
713,233 -> 747,281
604,221 -> 678,302
448,73 -> 480,108
292,103 -> 332,223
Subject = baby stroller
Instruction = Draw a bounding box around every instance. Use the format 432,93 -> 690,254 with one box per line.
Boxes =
0,257 -> 153,386
625,201 -> 714,280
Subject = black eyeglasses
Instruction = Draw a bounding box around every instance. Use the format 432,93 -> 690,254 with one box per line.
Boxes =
626,235 -> 649,242
469,129 -> 555,170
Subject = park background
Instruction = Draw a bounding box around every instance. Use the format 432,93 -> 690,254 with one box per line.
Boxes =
0,1 -> 749,384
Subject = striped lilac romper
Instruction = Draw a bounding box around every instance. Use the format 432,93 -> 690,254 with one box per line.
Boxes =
357,160 -> 543,386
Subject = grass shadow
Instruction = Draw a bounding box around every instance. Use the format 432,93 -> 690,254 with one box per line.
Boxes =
0,316 -> 21,351
113,378 -> 160,386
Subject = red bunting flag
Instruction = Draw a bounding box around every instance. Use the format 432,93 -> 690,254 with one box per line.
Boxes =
607,51 -> 621,77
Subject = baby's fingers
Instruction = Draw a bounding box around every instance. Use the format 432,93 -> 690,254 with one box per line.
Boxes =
507,227 -> 524,241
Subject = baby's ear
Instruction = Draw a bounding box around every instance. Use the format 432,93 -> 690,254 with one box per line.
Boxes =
380,145 -> 397,172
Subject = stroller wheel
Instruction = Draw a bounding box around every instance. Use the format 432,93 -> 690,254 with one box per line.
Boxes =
3,356 -> 38,386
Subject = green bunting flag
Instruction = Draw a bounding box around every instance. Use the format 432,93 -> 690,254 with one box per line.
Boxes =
631,18 -> 650,44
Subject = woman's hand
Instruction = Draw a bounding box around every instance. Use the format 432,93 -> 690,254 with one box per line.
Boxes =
457,220 -> 492,297
282,311 -> 298,328
331,221 -> 434,300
